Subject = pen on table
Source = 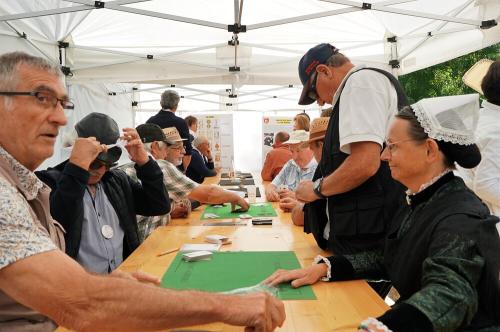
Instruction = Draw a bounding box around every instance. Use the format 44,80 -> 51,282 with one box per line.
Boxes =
156,247 -> 179,257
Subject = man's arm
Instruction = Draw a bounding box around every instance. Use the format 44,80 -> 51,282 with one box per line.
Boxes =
188,185 -> 249,211
296,141 -> 381,202
128,158 -> 170,216
182,155 -> 192,171
0,250 -> 285,332
322,141 -> 381,196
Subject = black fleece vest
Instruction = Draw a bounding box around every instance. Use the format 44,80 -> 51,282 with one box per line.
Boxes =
304,68 -> 407,255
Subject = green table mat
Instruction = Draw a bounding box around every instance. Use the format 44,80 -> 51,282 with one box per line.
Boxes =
201,202 -> 277,220
161,251 -> 316,300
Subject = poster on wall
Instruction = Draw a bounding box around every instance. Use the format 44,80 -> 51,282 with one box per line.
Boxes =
196,114 -> 234,170
262,116 -> 294,165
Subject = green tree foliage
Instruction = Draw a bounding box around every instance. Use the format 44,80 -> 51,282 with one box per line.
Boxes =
400,43 -> 500,103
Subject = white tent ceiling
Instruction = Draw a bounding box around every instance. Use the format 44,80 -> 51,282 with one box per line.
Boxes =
0,0 -> 499,106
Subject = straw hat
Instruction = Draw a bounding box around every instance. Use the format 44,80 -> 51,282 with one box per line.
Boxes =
462,59 -> 494,95
162,127 -> 187,144
307,117 -> 330,142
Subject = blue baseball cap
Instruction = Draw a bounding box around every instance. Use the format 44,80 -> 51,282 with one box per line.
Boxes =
298,43 -> 339,105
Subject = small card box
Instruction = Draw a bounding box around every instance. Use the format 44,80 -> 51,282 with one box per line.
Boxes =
205,234 -> 231,245
180,243 -> 221,253
182,251 -> 213,262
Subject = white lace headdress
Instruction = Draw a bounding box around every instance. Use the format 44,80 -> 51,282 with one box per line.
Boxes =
411,94 -> 479,146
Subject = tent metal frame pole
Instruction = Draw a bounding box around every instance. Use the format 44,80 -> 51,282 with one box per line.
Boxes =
246,0 -> 412,30
247,7 -> 361,30
181,96 -> 222,105
399,26 -> 476,40
400,0 -> 474,37
72,59 -> 144,71
323,0 -> 481,27
0,5 -> 93,22
176,85 -> 228,98
398,1 -> 474,62
238,86 -> 290,97
3,22 -> 56,63
0,0 -> 150,22
104,5 -> 227,30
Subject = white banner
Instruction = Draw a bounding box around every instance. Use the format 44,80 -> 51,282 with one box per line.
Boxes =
262,116 -> 294,165
196,114 -> 234,170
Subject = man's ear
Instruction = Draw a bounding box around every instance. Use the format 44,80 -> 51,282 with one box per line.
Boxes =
316,64 -> 332,78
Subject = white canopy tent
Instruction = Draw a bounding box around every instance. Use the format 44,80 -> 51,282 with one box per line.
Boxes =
0,0 -> 498,169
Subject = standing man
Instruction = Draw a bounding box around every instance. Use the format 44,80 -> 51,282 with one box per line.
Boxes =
261,131 -> 292,181
185,115 -> 198,143
0,51 -> 285,332
147,90 -> 192,170
295,43 -> 406,258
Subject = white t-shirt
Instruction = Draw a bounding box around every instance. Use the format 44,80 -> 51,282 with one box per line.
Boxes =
332,66 -> 399,154
457,100 -> 500,217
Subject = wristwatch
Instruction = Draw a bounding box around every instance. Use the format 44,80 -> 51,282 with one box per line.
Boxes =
313,177 -> 326,199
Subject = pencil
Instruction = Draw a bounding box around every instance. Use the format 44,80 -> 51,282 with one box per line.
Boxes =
156,247 -> 179,257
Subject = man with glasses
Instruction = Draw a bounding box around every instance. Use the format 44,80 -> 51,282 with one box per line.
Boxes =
265,130 -> 317,211
293,44 -> 407,286
36,112 -> 170,274
0,51 -> 284,332
122,124 -> 249,240
186,135 -> 218,184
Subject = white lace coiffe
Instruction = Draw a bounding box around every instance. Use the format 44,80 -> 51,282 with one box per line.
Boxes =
411,94 -> 479,146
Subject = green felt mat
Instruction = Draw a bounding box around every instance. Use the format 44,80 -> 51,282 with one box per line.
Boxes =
161,251 -> 316,300
201,202 -> 277,220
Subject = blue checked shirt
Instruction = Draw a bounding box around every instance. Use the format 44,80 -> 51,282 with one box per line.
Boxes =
271,158 -> 317,191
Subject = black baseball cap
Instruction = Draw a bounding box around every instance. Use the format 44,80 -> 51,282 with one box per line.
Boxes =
75,112 -> 122,164
298,43 -> 339,105
136,123 -> 169,144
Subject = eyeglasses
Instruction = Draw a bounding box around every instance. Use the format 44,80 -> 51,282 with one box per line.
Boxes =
307,71 -> 319,101
168,143 -> 184,151
89,160 -> 112,170
0,91 -> 74,109
384,139 -> 419,155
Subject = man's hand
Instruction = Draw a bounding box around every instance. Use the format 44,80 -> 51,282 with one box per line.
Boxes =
205,147 -> 213,160
222,292 -> 285,332
278,189 -> 295,200
122,128 -> 149,166
263,264 -> 328,288
111,269 -> 161,286
265,185 -> 280,202
295,180 -> 318,203
69,137 -> 106,170
231,197 -> 249,212
170,202 -> 189,218
278,197 -> 297,212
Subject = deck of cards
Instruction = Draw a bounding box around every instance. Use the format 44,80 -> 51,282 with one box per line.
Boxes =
205,234 -> 231,245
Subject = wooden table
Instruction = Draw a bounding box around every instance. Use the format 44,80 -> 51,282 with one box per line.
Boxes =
57,172 -> 389,332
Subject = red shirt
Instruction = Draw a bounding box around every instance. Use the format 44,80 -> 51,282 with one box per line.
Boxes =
261,143 -> 293,181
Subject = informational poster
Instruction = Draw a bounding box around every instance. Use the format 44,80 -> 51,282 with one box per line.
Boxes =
196,114 -> 234,170
262,116 -> 294,164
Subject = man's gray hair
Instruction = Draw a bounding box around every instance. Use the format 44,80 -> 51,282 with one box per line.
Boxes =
143,141 -> 166,153
0,52 -> 62,91
192,135 -> 208,148
160,90 -> 180,110
325,52 -> 350,68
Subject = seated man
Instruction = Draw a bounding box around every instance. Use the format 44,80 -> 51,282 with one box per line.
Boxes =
261,131 -> 293,181
122,124 -> 249,241
186,135 -> 217,183
265,130 -> 317,209
287,118 -> 330,225
36,112 -> 170,274
0,51 -> 284,332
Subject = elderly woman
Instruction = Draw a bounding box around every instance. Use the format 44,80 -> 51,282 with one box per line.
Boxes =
265,95 -> 500,332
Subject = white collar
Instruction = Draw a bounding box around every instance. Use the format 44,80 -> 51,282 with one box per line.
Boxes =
331,64 -> 366,106
482,100 -> 500,112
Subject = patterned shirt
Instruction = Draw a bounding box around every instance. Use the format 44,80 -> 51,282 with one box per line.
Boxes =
120,159 -> 198,241
271,158 -> 317,191
0,146 -> 58,270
